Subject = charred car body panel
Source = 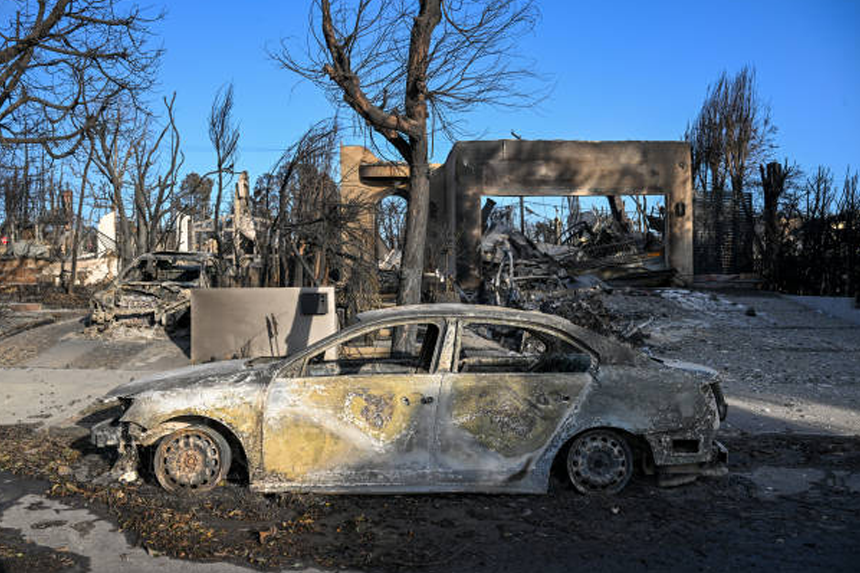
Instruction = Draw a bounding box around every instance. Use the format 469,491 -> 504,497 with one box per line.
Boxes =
94,304 -> 727,494
90,251 -> 216,327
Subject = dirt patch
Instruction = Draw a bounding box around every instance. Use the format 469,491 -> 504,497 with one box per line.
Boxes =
1,424 -> 859,572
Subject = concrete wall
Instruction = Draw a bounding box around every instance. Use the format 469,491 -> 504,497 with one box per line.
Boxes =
340,146 -> 405,261
190,287 -> 337,363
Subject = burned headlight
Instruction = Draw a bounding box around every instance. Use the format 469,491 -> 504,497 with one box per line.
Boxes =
710,382 -> 728,421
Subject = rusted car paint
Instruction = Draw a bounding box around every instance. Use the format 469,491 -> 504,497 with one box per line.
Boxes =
94,303 -> 727,494
90,251 -> 217,327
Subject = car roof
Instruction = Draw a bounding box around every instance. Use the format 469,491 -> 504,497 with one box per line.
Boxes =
357,303 -> 566,327
146,251 -> 213,259
354,303 -> 638,365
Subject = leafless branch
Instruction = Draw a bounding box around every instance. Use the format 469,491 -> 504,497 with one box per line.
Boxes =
0,0 -> 162,156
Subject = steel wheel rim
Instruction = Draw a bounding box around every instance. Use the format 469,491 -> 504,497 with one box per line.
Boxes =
156,430 -> 223,491
568,431 -> 632,493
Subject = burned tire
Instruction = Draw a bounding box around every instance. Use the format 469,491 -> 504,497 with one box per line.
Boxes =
566,429 -> 633,495
153,426 -> 231,493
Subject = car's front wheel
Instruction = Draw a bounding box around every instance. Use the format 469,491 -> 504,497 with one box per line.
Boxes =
566,429 -> 633,495
153,426 -> 231,493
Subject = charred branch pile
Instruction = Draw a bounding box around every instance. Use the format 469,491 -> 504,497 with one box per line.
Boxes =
250,120 -> 381,315
477,204 -> 670,309
765,166 -> 860,298
468,205 -> 666,345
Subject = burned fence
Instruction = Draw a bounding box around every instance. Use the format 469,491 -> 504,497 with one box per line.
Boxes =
693,192 -> 755,275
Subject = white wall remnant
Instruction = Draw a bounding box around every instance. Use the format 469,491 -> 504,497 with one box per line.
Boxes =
177,214 -> 193,252
97,211 -> 117,256
233,171 -> 256,242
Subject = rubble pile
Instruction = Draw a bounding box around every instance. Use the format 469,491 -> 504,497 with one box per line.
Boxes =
472,205 -> 669,344
478,205 -> 672,308
522,288 -> 648,346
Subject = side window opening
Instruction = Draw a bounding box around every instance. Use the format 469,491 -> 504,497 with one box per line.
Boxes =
305,322 -> 441,377
122,259 -> 152,282
457,322 -> 590,374
154,260 -> 201,283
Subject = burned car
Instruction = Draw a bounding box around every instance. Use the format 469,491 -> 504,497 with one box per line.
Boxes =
92,304 -> 727,495
90,251 -> 217,328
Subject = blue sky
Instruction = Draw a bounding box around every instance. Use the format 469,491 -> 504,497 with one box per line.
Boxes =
155,0 -> 860,188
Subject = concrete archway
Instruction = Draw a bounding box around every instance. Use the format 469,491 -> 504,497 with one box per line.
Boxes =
341,140 -> 694,289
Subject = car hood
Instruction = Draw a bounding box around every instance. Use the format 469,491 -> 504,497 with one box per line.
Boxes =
105,359 -> 264,399
90,287 -> 113,306
648,355 -> 718,378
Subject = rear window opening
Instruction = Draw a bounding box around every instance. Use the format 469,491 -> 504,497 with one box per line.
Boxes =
457,322 -> 591,374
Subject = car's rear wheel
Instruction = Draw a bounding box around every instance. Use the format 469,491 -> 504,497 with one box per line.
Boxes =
566,429 -> 633,494
153,426 -> 231,493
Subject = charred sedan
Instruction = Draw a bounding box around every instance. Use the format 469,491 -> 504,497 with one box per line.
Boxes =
90,251 -> 217,328
91,304 -> 727,495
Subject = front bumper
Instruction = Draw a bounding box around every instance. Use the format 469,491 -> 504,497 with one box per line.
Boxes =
90,417 -> 142,484
91,417 -> 123,448
690,439 -> 728,476
655,440 -> 728,487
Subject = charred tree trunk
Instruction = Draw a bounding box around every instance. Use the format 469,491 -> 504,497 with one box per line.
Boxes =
398,142 -> 430,307
393,139 -> 430,350
68,153 -> 93,293
134,182 -> 149,254
607,195 -> 630,233
760,162 -> 788,289
213,170 -> 224,259
110,178 -> 134,267
292,244 -> 305,287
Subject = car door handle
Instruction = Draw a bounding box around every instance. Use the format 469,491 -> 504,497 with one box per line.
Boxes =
420,396 -> 434,405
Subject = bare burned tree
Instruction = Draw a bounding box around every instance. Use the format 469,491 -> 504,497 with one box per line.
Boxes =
129,93 -> 184,253
0,0 -> 161,157
88,100 -> 139,265
772,166 -> 860,297
178,172 -> 213,221
685,66 -> 776,200
67,143 -> 94,292
759,160 -> 798,289
88,94 -> 184,265
377,195 -> 406,253
275,0 -> 542,321
208,83 -> 239,263
685,67 -> 777,276
258,120 -> 339,285
254,120 -> 379,313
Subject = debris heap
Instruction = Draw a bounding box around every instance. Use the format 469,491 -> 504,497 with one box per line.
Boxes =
473,205 -> 671,345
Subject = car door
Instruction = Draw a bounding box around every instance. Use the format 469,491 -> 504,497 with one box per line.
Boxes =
260,319 -> 446,491
434,320 -> 594,486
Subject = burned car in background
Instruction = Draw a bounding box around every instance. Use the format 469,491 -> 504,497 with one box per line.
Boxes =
91,304 -> 727,495
90,251 -> 218,328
